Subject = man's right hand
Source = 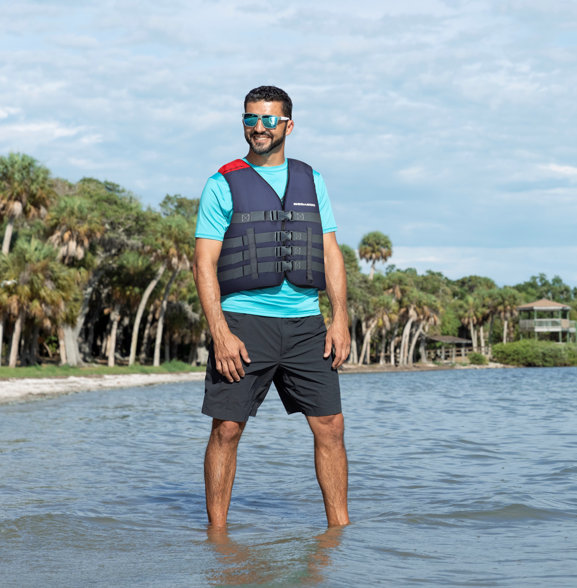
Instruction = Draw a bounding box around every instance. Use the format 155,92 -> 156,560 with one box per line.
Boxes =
213,327 -> 251,383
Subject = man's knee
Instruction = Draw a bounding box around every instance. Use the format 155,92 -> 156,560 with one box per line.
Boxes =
310,413 -> 345,444
210,419 -> 245,446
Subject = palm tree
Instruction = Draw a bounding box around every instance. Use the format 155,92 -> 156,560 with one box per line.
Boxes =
456,295 -> 480,351
407,293 -> 440,364
495,288 -> 522,344
358,231 -> 393,280
46,196 -> 105,262
153,216 -> 194,367
0,153 -> 55,255
0,238 -> 77,367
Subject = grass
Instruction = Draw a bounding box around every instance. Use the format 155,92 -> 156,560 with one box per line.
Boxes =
0,360 -> 205,380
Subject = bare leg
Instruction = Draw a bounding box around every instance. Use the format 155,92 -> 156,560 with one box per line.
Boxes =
204,419 -> 246,527
306,413 -> 350,526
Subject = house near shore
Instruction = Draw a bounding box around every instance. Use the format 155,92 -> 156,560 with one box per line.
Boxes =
517,299 -> 576,343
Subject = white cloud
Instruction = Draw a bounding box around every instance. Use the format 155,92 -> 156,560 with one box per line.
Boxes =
539,163 -> 577,177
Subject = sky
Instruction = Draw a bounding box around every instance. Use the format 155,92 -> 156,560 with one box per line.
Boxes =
1,0 -> 576,286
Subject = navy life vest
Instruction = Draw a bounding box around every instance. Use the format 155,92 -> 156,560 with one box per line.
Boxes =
216,158 -> 326,296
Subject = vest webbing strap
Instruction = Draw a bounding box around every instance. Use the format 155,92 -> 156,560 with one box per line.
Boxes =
222,231 -> 323,250
218,260 -> 325,283
306,227 -> 314,285
231,210 -> 321,224
218,245 -> 324,268
246,228 -> 258,280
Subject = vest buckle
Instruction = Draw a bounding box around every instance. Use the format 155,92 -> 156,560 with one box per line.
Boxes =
275,246 -> 293,257
273,210 -> 293,221
275,261 -> 294,272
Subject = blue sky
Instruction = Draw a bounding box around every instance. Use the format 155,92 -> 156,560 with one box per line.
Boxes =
1,0 -> 576,286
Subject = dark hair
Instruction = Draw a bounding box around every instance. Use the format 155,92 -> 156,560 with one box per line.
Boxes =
244,86 -> 292,119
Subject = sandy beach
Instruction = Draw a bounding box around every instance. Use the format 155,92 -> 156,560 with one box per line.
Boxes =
0,371 -> 206,405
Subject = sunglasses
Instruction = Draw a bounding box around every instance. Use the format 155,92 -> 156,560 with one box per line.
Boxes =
242,113 -> 290,129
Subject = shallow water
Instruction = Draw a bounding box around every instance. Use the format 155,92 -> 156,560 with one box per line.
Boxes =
1,368 -> 577,587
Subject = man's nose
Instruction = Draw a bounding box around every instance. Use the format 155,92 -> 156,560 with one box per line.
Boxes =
254,119 -> 266,132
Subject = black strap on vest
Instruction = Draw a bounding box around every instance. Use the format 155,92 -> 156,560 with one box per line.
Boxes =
222,230 -> 323,250
306,228 -> 314,285
246,228 -> 258,279
218,260 -> 325,283
218,245 -> 324,268
231,210 -> 321,224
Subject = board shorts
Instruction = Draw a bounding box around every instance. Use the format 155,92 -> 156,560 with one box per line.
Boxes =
201,312 -> 342,422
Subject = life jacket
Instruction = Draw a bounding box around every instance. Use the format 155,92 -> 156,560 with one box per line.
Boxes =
216,158 -> 326,296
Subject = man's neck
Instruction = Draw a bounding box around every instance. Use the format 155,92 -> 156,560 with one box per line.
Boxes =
245,148 -> 286,168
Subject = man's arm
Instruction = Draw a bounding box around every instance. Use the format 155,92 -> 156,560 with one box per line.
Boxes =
322,232 -> 351,368
192,238 -> 250,383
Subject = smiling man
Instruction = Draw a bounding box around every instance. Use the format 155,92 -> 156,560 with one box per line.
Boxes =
193,86 -> 350,528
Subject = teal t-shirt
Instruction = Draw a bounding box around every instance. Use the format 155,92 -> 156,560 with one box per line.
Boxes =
195,158 -> 337,317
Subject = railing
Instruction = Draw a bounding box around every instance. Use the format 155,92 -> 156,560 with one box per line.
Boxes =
425,346 -> 489,362
520,319 -> 576,331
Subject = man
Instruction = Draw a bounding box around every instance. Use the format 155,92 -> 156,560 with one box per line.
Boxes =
192,86 -> 350,528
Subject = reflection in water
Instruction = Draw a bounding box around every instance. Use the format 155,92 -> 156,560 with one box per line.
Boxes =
205,525 -> 344,586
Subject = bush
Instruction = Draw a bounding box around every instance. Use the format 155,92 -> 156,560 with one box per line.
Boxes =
468,352 -> 488,365
492,340 -> 577,367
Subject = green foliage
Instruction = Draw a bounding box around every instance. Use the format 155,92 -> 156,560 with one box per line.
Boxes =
513,273 -> 575,304
468,352 -> 488,365
440,305 -> 460,337
492,340 -> 577,367
160,194 -> 199,222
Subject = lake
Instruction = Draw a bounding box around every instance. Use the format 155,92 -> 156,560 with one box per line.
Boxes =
1,368 -> 576,587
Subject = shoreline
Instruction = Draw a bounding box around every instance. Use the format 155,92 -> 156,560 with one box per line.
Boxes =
0,371 -> 206,406
0,362 -> 512,406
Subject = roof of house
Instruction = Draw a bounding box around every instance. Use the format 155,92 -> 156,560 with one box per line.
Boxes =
517,298 -> 571,311
425,335 -> 471,344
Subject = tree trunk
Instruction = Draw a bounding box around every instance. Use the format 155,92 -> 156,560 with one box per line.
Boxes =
1,215 -> 15,255
358,317 -> 378,366
153,269 -> 179,367
129,261 -> 167,366
400,318 -> 414,365
408,323 -> 424,365
107,306 -> 121,367
188,342 -> 197,365
0,317 -> 4,367
469,320 -> 476,351
84,299 -> 101,360
139,309 -> 154,364
379,324 -> 387,365
488,314 -> 494,347
369,261 -> 375,280
30,324 -> 39,365
58,327 -> 67,365
390,324 -> 399,366
479,325 -> 485,355
164,330 -> 170,363
8,310 -> 24,368
503,319 -> 508,344
65,269 -> 104,366
419,332 -> 427,363
348,316 -> 358,364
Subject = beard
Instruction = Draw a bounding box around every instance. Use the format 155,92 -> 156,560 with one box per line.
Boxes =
245,128 -> 286,155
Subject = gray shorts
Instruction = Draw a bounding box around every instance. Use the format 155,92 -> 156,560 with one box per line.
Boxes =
201,312 -> 341,422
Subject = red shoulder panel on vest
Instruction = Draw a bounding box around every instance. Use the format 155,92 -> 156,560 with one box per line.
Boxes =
218,159 -> 250,175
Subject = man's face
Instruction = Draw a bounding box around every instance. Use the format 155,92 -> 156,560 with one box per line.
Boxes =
244,101 -> 290,155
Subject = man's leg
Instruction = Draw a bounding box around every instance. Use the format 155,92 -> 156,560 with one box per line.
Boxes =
205,418 -> 247,527
306,413 -> 349,527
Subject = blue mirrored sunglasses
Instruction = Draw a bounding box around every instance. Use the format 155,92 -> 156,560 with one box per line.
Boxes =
243,113 -> 290,129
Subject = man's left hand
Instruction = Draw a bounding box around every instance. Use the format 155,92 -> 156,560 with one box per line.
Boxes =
324,316 -> 351,369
